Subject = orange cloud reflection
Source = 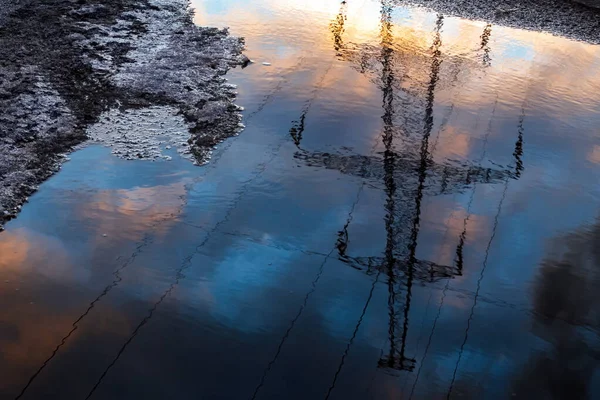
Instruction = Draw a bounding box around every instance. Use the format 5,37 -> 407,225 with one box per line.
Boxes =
587,145 -> 600,164
75,182 -> 188,243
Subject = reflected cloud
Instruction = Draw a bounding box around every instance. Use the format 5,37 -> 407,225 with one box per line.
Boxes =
0,297 -> 133,397
0,229 -> 74,282
426,205 -> 491,267
0,230 -> 133,396
74,182 -> 188,243
432,126 -> 472,161
0,230 -> 30,269
1,1 -> 599,398
0,176 -> 191,398
587,145 -> 600,164
0,307 -> 80,394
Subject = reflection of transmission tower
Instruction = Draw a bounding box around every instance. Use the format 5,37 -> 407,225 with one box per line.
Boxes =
378,1 -> 421,373
294,1 -> 521,379
377,7 -> 446,373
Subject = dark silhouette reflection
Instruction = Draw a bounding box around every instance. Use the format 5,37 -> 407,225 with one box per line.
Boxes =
379,0 -> 403,373
480,24 -> 492,67
327,12 -> 483,133
295,2 -> 525,394
295,151 -> 513,191
510,220 -> 600,399
283,1 -> 519,396
330,1 -> 348,56
514,106 -> 525,178
289,113 -> 305,147
326,5 -> 451,387
378,12 -> 444,374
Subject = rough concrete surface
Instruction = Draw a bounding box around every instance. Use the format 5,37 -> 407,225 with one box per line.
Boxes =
0,0 -> 245,229
399,0 -> 600,44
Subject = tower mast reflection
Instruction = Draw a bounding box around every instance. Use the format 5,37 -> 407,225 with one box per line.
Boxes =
290,1 -> 523,394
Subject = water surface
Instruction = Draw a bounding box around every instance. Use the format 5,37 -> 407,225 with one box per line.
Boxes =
2,0 -> 600,399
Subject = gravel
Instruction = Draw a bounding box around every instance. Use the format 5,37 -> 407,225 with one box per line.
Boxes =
398,0 -> 600,44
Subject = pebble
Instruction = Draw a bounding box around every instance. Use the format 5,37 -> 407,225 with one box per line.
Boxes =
262,62 -> 271,66
102,233 -> 108,237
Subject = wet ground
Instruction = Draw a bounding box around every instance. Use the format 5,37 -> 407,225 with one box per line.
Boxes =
2,0 -> 600,399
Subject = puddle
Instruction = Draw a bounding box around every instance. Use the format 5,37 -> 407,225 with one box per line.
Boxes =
1,0 -> 600,399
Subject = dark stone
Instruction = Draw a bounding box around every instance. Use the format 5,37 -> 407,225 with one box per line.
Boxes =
574,0 -> 600,8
